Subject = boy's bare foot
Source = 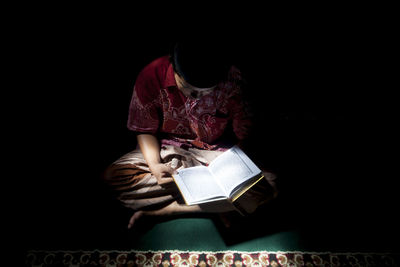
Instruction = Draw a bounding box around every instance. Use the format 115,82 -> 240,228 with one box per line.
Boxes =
127,210 -> 145,229
127,200 -> 238,229
127,201 -> 201,229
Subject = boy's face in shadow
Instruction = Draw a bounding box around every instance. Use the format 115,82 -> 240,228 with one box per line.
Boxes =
174,72 -> 216,100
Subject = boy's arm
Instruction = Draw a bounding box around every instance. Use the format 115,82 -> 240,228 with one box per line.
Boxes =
137,133 -> 175,185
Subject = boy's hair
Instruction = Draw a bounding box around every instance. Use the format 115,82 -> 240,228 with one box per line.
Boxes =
170,40 -> 231,88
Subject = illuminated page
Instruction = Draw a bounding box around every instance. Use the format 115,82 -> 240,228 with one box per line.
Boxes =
173,166 -> 227,205
208,145 -> 262,197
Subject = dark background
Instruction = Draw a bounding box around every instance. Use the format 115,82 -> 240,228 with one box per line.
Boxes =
15,8 -> 398,256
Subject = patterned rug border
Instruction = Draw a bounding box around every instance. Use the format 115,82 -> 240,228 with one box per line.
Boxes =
27,249 -> 399,255
26,250 -> 400,266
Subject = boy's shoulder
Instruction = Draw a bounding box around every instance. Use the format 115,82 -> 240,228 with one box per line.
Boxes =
136,55 -> 172,89
141,55 -> 171,77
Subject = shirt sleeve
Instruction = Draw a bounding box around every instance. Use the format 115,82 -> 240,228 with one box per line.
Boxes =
230,91 -> 253,141
127,65 -> 161,134
228,67 -> 254,141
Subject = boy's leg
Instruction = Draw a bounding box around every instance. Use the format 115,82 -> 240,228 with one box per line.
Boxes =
103,162 -> 179,211
128,199 -> 237,229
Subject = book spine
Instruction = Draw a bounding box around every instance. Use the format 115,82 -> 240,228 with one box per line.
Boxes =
230,175 -> 265,202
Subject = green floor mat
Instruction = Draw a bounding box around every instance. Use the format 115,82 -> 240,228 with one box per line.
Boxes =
127,217 -> 301,251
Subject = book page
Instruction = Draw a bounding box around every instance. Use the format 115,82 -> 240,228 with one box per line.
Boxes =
208,146 -> 262,196
174,166 -> 227,204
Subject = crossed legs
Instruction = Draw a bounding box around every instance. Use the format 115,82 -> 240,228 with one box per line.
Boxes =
127,199 -> 237,229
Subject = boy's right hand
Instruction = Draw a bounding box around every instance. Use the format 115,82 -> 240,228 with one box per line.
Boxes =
149,163 -> 176,185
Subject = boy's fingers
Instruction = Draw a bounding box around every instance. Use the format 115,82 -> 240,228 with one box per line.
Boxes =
161,164 -> 177,175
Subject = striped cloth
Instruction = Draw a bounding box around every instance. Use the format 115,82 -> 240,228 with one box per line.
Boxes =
103,145 -> 277,215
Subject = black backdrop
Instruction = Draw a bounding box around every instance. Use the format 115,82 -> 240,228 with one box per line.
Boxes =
17,12 -> 398,254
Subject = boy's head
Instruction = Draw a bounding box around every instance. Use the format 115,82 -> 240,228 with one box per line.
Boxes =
171,40 -> 231,89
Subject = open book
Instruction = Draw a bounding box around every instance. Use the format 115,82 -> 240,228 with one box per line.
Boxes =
172,145 -> 264,205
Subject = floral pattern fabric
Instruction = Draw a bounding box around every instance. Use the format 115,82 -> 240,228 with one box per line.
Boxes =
127,56 -> 252,150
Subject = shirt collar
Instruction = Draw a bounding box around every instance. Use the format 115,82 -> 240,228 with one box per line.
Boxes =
163,63 -> 177,88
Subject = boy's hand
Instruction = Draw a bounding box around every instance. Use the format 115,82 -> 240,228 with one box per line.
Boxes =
149,163 -> 175,185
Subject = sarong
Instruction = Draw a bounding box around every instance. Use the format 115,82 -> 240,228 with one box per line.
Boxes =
103,145 -> 278,215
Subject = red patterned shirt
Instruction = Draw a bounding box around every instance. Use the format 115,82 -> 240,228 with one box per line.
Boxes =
127,55 -> 252,150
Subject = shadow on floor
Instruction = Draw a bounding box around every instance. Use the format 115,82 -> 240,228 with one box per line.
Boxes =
22,120 -> 400,253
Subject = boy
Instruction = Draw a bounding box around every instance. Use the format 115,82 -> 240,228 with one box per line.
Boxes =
103,41 -> 278,229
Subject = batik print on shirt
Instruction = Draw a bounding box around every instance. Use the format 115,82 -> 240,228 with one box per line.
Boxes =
127,56 -> 252,150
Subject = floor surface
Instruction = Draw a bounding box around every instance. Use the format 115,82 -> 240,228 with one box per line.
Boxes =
21,121 -> 400,254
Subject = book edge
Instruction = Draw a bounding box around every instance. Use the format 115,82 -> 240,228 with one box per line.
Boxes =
172,174 -> 190,205
230,175 -> 265,202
